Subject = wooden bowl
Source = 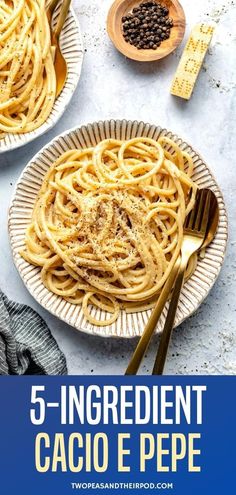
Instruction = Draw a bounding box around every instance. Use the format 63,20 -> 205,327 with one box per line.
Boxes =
107,0 -> 186,62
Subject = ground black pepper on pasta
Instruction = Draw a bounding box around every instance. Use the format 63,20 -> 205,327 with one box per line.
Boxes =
0,0 -> 56,137
121,1 -> 173,50
20,137 -> 197,327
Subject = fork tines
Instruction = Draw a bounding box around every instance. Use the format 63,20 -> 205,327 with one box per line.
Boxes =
185,188 -> 211,234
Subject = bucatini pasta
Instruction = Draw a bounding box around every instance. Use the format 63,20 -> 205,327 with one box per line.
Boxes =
0,0 -> 56,137
20,136 -> 197,325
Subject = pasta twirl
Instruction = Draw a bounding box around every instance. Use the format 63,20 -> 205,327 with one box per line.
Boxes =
20,137 -> 197,326
0,0 -> 56,137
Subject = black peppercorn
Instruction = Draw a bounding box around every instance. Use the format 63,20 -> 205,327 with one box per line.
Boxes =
121,1 -> 174,51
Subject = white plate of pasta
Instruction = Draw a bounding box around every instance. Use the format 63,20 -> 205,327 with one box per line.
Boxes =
8,120 -> 228,337
0,0 -> 83,153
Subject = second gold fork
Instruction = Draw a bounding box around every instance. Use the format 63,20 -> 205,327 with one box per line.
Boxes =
47,0 -> 72,97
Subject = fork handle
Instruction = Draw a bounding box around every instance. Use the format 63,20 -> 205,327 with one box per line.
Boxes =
152,259 -> 186,375
47,0 -> 61,14
46,0 -> 61,24
125,258 -> 180,375
54,0 -> 72,38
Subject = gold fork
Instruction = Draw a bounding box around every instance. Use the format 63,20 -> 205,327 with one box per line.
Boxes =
46,0 -> 61,24
47,0 -> 72,97
152,188 -> 211,374
125,188 -> 215,376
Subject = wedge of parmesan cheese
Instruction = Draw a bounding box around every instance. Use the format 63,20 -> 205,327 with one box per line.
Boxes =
170,24 -> 215,100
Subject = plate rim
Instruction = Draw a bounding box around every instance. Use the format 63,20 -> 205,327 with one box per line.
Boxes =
0,6 -> 84,154
8,119 -> 228,338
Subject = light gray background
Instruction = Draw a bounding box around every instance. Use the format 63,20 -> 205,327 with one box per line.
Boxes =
0,0 -> 235,375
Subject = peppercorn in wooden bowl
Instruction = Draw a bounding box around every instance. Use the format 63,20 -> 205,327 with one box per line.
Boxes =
107,0 -> 186,62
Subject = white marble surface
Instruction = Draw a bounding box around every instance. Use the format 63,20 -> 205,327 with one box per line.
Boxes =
0,0 -> 235,375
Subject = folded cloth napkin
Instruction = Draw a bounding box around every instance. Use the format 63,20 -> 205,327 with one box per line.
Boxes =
0,290 -> 67,375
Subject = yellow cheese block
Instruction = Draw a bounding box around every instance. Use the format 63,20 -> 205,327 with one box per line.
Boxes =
170,24 -> 215,100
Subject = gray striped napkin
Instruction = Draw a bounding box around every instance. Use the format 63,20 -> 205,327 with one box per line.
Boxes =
0,290 -> 67,375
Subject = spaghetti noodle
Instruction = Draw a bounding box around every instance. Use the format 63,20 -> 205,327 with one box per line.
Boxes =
20,136 -> 197,325
0,0 -> 56,136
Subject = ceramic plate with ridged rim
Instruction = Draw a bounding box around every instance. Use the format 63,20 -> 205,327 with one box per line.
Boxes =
0,3 -> 83,154
8,120 -> 228,338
